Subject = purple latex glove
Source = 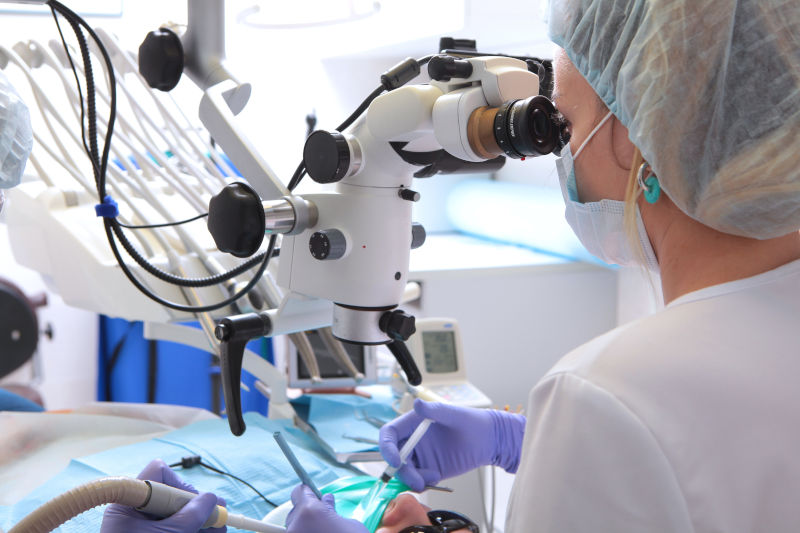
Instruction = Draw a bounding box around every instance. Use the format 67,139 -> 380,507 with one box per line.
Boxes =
286,485 -> 367,533
101,459 -> 226,533
379,400 -> 526,492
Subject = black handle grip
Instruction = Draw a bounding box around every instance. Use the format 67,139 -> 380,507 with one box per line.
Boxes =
387,340 -> 422,386
215,313 -> 271,436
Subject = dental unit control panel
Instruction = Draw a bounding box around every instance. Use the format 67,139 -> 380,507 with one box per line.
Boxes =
404,318 -> 491,408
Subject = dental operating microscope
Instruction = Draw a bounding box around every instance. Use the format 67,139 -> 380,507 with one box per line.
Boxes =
136,0 -> 567,436
186,47 -> 566,435
14,0 -> 566,437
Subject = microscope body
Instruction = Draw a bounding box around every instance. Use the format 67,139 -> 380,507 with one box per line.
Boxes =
206,54 -> 563,434
277,56 -> 540,345
276,169 -> 416,344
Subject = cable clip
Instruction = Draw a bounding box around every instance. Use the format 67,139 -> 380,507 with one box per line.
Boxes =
95,195 -> 119,218
179,455 -> 203,469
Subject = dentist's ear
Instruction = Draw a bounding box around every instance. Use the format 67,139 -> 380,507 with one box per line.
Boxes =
610,115 -> 636,172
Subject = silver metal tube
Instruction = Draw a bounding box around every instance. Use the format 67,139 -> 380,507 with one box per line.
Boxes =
262,196 -> 319,235
183,0 -> 235,89
318,327 -> 364,380
332,306 -> 389,345
263,199 -> 296,234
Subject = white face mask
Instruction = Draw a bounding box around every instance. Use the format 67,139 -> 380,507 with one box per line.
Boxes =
0,71 -> 32,190
555,112 -> 659,272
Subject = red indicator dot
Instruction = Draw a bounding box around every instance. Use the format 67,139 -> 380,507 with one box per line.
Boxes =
521,157 -> 526,161
362,245 -> 367,249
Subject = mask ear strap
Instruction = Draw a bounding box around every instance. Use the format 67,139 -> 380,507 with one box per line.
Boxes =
573,111 -> 613,159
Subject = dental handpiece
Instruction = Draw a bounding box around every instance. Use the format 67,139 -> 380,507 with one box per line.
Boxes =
140,481 -> 286,533
380,418 -> 433,483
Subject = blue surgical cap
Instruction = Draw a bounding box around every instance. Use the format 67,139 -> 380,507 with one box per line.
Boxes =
549,0 -> 800,239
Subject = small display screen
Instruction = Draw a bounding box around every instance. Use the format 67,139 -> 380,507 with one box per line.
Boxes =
297,331 -> 365,379
423,330 -> 458,374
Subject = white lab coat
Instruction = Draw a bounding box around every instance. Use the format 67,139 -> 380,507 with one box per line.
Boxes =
505,258 -> 800,533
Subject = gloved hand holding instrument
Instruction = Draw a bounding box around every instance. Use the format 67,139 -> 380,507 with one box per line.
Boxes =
286,485 -> 367,533
8,458 -> 285,533
100,459 -> 228,533
379,400 -> 526,492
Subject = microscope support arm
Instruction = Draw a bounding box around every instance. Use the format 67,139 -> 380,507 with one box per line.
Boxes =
198,80 -> 288,200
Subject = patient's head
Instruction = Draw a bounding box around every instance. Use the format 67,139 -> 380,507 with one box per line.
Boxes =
376,494 -> 477,533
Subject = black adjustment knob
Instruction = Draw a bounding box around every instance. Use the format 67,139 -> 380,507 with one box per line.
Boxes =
303,130 -> 351,184
207,182 -> 265,258
138,27 -> 184,92
411,223 -> 426,249
399,188 -> 420,202
427,55 -> 474,82
309,229 -> 346,260
439,37 -> 477,52
380,309 -> 417,341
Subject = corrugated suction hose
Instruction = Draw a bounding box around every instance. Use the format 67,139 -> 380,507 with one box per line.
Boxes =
8,477 -> 150,533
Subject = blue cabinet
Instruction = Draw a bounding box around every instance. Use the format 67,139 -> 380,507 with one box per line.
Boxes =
97,316 -> 270,417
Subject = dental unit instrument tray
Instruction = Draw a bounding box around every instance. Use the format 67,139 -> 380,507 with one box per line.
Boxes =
290,392 -> 397,463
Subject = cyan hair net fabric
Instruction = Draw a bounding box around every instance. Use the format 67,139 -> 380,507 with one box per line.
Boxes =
549,0 -> 800,239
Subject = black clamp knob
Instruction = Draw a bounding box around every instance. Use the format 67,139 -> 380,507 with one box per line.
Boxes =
215,312 -> 272,436
303,130 -> 351,184
380,310 -> 422,386
138,27 -> 184,92
309,229 -> 347,260
380,309 -> 417,342
207,182 -> 265,258
378,309 -> 422,386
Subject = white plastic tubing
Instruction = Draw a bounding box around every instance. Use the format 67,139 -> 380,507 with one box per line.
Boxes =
8,477 -> 149,533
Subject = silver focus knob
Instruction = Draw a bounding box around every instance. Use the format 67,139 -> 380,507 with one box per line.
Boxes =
309,229 -> 347,260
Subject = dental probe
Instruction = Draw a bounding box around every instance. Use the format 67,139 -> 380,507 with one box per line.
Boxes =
274,431 -> 323,499
352,418 -> 435,522
380,418 -> 433,483
140,480 -> 286,533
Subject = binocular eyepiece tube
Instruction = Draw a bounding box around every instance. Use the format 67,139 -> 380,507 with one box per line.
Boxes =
468,95 -> 570,160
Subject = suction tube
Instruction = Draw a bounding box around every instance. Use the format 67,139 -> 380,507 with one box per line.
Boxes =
8,477 -> 150,533
8,477 -> 284,533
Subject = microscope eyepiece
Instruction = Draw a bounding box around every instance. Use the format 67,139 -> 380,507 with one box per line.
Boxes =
466,95 -> 569,160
